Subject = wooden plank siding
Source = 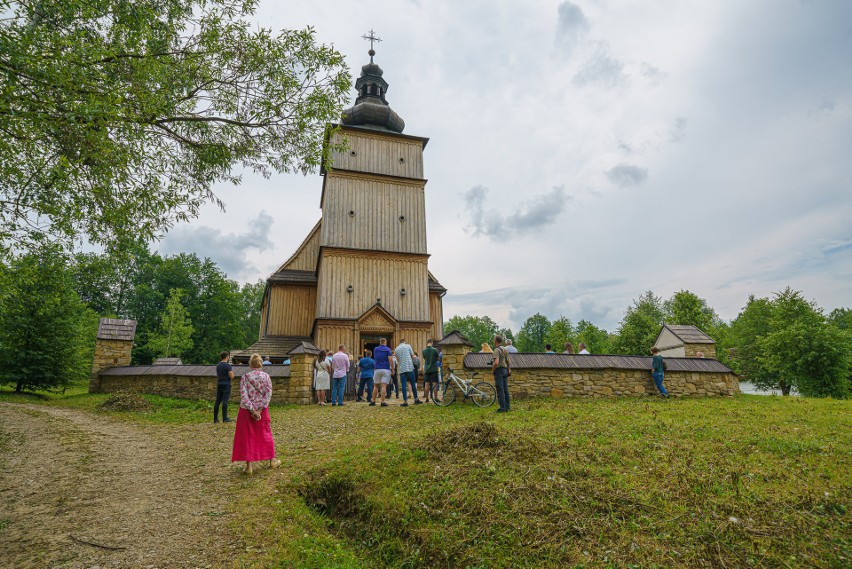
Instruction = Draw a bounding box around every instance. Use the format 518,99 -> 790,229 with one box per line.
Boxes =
316,250 -> 429,322
329,130 -> 424,179
262,285 -> 317,337
429,292 -> 444,341
280,221 -> 321,271
320,173 -> 427,254
314,324 -> 358,355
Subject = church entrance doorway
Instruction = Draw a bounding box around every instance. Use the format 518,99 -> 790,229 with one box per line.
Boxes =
360,334 -> 391,358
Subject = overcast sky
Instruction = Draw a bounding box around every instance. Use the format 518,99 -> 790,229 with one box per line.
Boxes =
158,0 -> 852,332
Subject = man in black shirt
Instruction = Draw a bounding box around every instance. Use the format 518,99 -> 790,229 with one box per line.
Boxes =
215,351 -> 235,422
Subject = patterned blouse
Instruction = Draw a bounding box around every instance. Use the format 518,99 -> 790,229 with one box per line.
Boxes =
240,368 -> 272,411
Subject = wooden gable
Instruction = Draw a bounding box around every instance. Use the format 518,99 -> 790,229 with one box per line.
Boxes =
277,219 -> 322,272
357,303 -> 397,334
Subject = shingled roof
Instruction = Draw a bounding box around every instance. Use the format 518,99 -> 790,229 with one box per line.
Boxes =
660,324 -> 715,344
288,341 -> 321,355
267,270 -> 318,285
463,353 -> 732,373
230,336 -> 313,360
96,318 -> 137,341
436,330 -> 473,347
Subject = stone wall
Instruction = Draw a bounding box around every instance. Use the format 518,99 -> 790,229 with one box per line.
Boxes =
98,365 -> 311,405
684,343 -> 717,359
467,367 -> 738,399
90,338 -> 133,393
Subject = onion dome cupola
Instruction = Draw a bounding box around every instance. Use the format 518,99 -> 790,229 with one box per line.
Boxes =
341,30 -> 405,133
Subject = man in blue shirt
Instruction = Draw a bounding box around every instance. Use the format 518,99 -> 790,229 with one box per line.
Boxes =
214,351 -> 234,423
650,347 -> 669,397
371,338 -> 394,407
356,350 -> 376,403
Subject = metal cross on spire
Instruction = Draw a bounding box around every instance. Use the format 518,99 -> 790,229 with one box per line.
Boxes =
362,29 -> 382,62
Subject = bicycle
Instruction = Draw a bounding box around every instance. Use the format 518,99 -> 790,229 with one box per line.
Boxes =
432,368 -> 496,407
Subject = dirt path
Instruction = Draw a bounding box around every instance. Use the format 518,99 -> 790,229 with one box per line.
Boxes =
0,403 -> 243,568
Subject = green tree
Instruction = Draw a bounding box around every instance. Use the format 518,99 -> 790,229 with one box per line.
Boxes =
664,290 -> 721,331
612,291 -> 665,355
515,313 -> 552,352
0,245 -> 94,392
147,288 -> 194,359
1,0 -> 350,251
575,320 -> 612,354
760,289 -> 850,398
729,295 -> 778,391
829,307 -> 852,331
730,289 -> 850,397
240,280 -> 266,347
443,315 -> 501,351
545,316 -> 574,352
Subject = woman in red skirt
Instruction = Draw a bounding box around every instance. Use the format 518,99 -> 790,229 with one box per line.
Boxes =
232,353 -> 280,474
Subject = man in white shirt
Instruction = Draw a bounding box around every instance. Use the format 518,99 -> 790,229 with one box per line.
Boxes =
578,343 -> 590,354
395,339 -> 422,406
505,339 -> 518,353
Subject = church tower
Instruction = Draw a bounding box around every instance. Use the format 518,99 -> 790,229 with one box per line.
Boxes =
234,36 -> 445,362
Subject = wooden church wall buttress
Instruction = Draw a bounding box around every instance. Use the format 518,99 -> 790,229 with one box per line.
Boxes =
429,292 -> 444,340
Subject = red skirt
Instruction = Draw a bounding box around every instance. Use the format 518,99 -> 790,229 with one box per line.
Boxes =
231,407 -> 276,462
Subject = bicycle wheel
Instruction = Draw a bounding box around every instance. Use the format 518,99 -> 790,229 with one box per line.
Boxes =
471,382 -> 496,407
432,382 -> 455,406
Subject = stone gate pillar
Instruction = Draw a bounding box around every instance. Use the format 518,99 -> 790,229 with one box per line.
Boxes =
287,342 -> 321,405
435,330 -> 474,378
89,319 -> 137,393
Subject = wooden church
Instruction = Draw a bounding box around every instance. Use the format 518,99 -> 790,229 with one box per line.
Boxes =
233,43 -> 445,363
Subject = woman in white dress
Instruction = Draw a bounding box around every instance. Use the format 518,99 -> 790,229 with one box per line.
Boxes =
314,349 -> 331,405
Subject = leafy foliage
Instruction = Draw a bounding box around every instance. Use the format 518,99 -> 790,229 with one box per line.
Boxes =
0,0 -> 350,251
575,319 -> 612,354
731,289 -> 850,398
0,245 -> 96,392
612,291 -> 665,355
146,288 -> 194,359
443,315 -> 500,351
515,313 -> 552,352
545,316 -> 574,352
664,289 -> 722,330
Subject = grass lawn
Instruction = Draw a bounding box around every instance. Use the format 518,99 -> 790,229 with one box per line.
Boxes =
4,386 -> 849,568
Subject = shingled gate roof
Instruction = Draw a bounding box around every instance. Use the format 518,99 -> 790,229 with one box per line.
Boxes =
661,324 -> 716,344
463,353 -> 732,373
288,341 -> 321,355
436,330 -> 473,347
96,318 -> 137,341
230,336 -> 313,360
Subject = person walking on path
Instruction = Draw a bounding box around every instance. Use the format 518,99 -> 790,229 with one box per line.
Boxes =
313,349 -> 330,405
492,335 -> 511,413
421,339 -> 439,403
331,345 -> 350,406
650,347 -> 669,397
214,351 -> 234,423
371,338 -> 394,407
356,350 -> 376,402
395,339 -> 422,406
232,353 -> 280,475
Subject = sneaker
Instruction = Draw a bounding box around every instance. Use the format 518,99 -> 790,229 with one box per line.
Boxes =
414,399 -> 423,405
213,419 -> 219,423
381,402 -> 389,407
339,403 -> 345,406
401,402 -> 409,407
223,418 -> 232,423
331,403 -> 337,406
369,402 -> 376,406
356,398 -> 363,402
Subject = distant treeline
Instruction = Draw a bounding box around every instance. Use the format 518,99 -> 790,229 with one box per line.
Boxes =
445,289 -> 852,398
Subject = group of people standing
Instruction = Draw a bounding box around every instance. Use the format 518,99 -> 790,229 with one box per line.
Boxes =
312,338 -> 442,407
